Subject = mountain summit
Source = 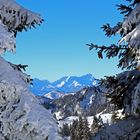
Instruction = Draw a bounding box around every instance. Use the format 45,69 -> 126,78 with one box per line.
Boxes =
30,74 -> 99,99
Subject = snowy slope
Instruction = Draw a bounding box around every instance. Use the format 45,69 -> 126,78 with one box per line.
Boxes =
31,74 -> 99,99
44,86 -> 107,120
58,114 -> 112,129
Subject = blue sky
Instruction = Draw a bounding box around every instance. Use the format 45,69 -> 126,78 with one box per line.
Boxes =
4,0 -> 125,81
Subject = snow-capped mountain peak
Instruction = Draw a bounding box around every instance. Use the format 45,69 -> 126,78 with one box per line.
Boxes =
56,81 -> 65,88
30,74 -> 99,99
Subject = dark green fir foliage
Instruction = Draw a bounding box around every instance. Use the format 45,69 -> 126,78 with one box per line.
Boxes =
102,70 -> 140,114
70,119 -> 79,140
87,0 -> 140,116
60,123 -> 70,137
111,111 -> 121,123
82,116 -> 92,140
70,117 -> 91,140
91,116 -> 103,136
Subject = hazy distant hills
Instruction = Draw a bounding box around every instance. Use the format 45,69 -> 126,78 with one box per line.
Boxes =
30,74 -> 99,99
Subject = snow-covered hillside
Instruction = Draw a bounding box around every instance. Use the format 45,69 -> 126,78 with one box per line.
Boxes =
31,74 -> 99,99
42,86 -> 109,120
58,114 -> 112,129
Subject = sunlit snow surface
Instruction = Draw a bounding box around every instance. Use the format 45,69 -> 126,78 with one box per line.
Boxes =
0,57 -> 62,140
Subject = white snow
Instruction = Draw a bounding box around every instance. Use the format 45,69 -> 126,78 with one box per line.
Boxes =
58,116 -> 79,128
0,57 -> 62,140
44,91 -> 65,99
58,113 -> 113,128
66,76 -> 70,82
81,88 -> 87,95
55,111 -> 64,120
72,81 -> 81,87
44,93 -> 54,99
0,0 -> 62,139
92,80 -> 97,86
0,0 -> 42,31
118,3 -> 140,64
0,0 -> 43,55
96,113 -> 112,125
90,95 -> 95,104
0,21 -> 15,54
57,81 -> 65,88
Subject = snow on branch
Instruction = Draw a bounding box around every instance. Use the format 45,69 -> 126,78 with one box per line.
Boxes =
8,62 -> 32,85
102,70 -> 140,116
0,57 -> 62,140
120,3 -> 140,36
88,1 -> 140,69
0,20 -> 15,54
119,23 -> 140,49
0,0 -> 44,54
0,0 -> 44,34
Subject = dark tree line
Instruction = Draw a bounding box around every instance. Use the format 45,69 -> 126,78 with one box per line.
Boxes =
60,116 -> 105,140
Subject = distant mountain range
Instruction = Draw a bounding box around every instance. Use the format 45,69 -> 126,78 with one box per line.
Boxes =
30,74 -> 99,99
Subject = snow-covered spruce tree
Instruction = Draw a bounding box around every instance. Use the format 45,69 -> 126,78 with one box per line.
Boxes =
88,0 -> 140,117
82,116 -> 91,140
60,123 -> 70,138
0,0 -> 62,140
91,116 -> 103,136
88,0 -> 140,139
69,117 -> 91,140
70,119 -> 79,140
